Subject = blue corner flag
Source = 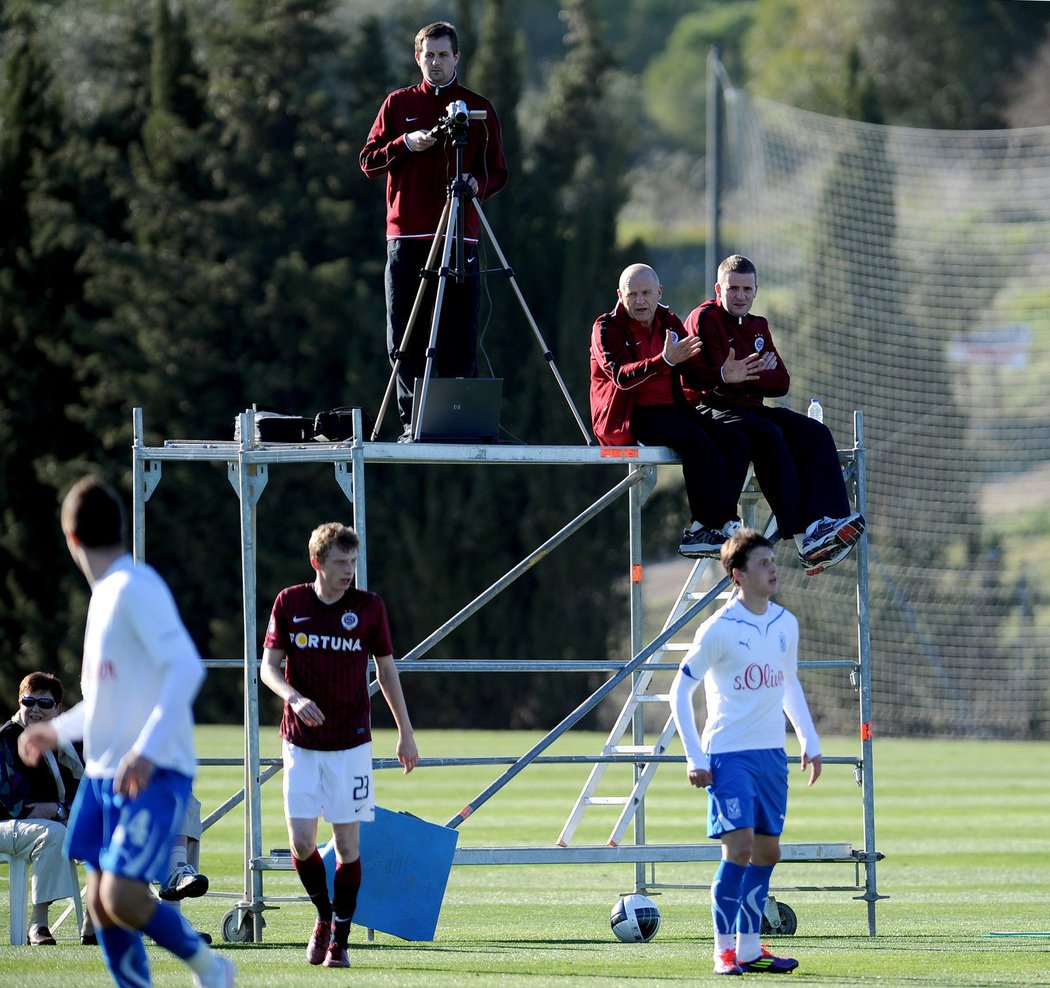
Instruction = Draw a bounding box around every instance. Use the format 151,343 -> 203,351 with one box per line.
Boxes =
321,806 -> 459,941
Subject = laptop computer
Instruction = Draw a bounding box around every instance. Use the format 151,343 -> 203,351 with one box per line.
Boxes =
410,377 -> 503,442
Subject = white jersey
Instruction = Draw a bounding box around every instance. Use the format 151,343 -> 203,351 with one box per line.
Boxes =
52,554 -> 204,778
670,596 -> 819,773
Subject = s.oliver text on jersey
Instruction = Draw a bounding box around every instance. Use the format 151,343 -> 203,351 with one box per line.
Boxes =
734,662 -> 785,691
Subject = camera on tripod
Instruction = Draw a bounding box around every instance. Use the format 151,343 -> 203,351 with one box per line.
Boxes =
431,100 -> 487,140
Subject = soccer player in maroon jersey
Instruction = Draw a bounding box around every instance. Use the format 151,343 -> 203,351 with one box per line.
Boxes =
260,523 -> 418,968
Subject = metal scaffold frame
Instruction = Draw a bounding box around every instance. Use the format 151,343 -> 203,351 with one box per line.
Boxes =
131,406 -> 883,943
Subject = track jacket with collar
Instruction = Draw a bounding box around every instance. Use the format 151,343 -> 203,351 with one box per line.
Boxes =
681,299 -> 791,408
360,75 -> 509,242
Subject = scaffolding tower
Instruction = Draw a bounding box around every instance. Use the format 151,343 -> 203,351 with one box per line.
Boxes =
131,406 -> 883,943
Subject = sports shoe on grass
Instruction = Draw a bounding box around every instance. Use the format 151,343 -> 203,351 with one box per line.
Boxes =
737,945 -> 799,973
799,539 -> 854,576
799,512 -> 865,561
713,948 -> 743,975
323,942 -> 351,968
306,921 -> 332,965
160,862 -> 210,901
192,953 -> 236,988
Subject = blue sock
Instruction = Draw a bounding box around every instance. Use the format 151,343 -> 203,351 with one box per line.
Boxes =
97,924 -> 151,988
738,863 -> 775,935
710,860 -> 747,935
141,900 -> 204,960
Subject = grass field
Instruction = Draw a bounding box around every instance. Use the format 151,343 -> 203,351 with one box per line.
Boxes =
2,728 -> 1048,985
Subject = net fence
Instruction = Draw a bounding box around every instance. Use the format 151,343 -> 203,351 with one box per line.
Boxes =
719,87 -> 1050,738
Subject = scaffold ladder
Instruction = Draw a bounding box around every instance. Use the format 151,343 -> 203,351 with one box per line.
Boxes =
555,557 -> 726,847
557,478 -> 776,849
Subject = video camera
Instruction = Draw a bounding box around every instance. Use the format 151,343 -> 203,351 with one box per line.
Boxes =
430,100 -> 487,140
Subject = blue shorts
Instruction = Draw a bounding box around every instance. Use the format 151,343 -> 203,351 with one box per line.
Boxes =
65,768 -> 192,884
706,749 -> 789,839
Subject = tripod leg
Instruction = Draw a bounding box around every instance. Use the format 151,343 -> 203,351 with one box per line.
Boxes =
411,196 -> 461,441
372,198 -> 454,440
472,200 -> 595,445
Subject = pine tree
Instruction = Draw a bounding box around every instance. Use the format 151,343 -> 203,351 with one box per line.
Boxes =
0,6 -> 93,690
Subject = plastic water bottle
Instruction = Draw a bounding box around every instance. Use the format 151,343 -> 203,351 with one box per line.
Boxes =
807,398 -> 824,423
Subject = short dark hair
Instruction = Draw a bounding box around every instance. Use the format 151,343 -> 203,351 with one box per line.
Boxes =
19,671 -> 63,705
721,527 -> 774,581
415,21 -> 459,55
717,254 -> 758,282
61,475 -> 127,549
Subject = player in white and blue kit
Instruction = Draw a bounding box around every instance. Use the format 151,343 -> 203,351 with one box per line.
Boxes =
19,476 -> 234,988
670,528 -> 821,976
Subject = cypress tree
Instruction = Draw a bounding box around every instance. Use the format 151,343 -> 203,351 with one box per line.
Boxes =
0,6 -> 93,689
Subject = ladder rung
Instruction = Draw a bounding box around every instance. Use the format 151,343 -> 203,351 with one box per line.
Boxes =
584,796 -> 630,806
636,694 -> 670,703
610,744 -> 661,754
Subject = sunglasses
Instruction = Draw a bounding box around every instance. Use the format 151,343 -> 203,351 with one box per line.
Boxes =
20,696 -> 56,710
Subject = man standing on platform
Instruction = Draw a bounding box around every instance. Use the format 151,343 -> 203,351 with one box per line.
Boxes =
360,20 -> 509,437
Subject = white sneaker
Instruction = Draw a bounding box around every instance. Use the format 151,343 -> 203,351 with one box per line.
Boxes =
193,954 -> 236,988
160,862 -> 210,900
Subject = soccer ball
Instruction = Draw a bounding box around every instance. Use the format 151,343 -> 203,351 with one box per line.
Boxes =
610,893 -> 661,943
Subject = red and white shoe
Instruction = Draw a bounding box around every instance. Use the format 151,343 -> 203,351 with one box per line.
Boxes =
713,947 -> 743,975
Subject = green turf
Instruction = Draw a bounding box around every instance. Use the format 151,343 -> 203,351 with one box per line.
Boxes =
2,729 -> 1049,985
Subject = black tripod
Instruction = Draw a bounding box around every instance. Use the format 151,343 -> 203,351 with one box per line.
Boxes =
372,116 -> 592,444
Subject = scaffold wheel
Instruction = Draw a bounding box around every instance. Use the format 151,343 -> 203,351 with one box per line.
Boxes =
761,898 -> 798,936
221,908 -> 252,943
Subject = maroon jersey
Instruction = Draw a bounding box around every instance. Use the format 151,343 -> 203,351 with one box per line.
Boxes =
264,583 -> 394,751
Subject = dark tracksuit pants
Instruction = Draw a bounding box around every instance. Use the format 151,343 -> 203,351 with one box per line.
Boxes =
697,404 -> 850,538
630,403 -> 751,530
385,237 -> 480,429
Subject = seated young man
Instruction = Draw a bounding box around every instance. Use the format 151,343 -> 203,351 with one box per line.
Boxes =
682,254 -> 864,574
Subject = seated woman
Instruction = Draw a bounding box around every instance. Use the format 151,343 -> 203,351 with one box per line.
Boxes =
0,671 -> 94,944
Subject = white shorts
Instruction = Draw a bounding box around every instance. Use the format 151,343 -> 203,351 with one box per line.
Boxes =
282,740 -> 375,824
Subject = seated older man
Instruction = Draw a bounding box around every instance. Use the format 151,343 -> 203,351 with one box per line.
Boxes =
0,671 -> 92,944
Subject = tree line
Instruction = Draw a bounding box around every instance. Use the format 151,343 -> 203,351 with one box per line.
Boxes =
0,0 -> 639,727
2,0 -> 1046,729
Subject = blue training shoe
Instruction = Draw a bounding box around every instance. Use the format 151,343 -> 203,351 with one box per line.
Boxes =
737,945 -> 799,973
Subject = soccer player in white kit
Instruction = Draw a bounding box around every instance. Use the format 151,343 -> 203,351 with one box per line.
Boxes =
19,476 -> 234,988
670,528 -> 821,976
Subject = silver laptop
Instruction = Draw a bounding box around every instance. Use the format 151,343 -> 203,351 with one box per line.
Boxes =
410,377 -> 503,442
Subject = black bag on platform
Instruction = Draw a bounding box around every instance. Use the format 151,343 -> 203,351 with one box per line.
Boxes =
313,406 -> 374,442
234,405 -> 374,442
234,406 -> 314,443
